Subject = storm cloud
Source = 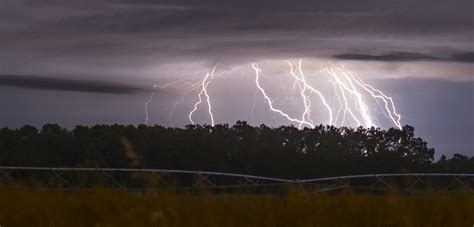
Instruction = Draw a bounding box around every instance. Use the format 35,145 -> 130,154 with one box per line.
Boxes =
333,52 -> 474,63
0,0 -> 472,157
0,75 -> 150,94
1,0 -> 472,64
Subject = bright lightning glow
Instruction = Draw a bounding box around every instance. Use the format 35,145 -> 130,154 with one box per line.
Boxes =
251,63 -> 314,128
189,68 -> 216,126
288,60 -> 312,129
325,67 -> 374,128
290,59 -> 334,126
342,66 -> 402,129
144,60 -> 403,130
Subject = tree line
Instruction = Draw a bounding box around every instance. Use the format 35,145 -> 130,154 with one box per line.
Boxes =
0,122 -> 472,178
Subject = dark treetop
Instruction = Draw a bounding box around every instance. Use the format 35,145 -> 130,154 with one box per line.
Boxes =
0,122 -> 472,178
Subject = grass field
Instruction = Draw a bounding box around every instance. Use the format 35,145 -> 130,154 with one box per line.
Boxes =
0,188 -> 473,227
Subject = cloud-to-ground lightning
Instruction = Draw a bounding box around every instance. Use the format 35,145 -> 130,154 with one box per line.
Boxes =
251,63 -> 315,128
326,67 -> 374,128
145,66 -> 241,126
188,68 -> 216,126
287,59 -> 334,127
144,84 -> 158,125
144,59 -> 403,130
288,60 -> 313,129
342,66 -> 402,129
187,66 -> 243,126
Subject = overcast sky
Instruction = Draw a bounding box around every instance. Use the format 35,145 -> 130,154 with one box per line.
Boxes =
0,0 -> 473,157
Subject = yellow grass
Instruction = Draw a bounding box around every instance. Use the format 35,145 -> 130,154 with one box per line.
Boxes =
0,188 -> 473,227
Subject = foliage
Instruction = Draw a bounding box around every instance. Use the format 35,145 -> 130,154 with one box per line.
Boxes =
0,122 -> 472,178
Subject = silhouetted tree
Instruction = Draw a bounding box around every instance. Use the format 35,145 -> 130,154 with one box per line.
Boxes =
0,122 -> 471,178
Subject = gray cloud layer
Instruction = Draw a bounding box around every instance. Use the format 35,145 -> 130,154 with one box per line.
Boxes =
1,0 -> 472,61
0,75 -> 150,94
0,0 -> 472,79
333,52 -> 474,63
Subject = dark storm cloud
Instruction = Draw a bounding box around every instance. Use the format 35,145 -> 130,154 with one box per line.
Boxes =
333,52 -> 474,63
0,75 -> 150,94
451,53 -> 474,63
1,0 -> 472,60
30,1 -> 474,35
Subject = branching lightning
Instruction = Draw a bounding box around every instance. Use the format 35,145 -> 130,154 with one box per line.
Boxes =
144,80 -> 192,124
188,68 -> 216,126
343,66 -> 402,129
251,63 -> 314,128
326,67 -> 374,128
288,59 -> 334,127
144,59 -> 403,130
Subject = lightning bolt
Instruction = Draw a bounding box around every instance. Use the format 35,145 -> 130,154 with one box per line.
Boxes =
289,59 -> 334,127
187,66 -> 241,126
337,81 -> 361,126
188,68 -> 216,126
251,63 -> 314,128
329,80 -> 344,126
145,60 -> 402,130
145,80 -> 193,125
341,66 -> 402,129
144,84 -> 158,125
325,67 -> 374,128
288,60 -> 312,129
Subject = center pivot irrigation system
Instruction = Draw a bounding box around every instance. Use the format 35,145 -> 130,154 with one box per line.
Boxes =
1,166 -> 473,193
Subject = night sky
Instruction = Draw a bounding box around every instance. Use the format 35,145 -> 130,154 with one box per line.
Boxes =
0,0 -> 473,157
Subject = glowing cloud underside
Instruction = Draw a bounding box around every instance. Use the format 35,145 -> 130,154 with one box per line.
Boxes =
144,59 -> 403,130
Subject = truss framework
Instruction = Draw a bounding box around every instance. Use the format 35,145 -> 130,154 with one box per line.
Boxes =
0,166 -> 473,193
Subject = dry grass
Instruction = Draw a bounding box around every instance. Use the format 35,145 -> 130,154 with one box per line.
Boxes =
0,188 -> 473,227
